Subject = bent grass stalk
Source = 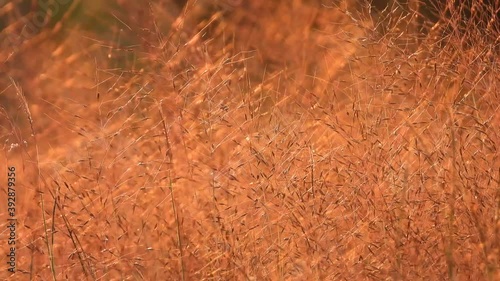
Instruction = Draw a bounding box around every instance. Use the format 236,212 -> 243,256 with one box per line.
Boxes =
10,77 -> 58,281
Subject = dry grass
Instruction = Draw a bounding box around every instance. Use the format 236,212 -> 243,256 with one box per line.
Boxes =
0,0 -> 499,280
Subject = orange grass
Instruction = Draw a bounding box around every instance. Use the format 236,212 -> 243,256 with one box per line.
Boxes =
0,0 -> 499,280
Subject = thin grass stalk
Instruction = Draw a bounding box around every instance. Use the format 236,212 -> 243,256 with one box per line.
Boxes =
157,100 -> 186,280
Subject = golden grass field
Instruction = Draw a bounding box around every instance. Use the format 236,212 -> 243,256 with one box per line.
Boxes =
0,0 -> 499,280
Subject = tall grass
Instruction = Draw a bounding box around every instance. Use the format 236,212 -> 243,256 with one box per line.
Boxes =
1,0 -> 498,280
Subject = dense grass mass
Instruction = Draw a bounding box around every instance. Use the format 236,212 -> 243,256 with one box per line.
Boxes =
0,0 -> 499,280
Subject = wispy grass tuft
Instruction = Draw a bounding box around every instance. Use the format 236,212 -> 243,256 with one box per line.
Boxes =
0,0 -> 498,279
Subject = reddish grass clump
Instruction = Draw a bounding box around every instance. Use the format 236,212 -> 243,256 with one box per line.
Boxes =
0,0 -> 499,280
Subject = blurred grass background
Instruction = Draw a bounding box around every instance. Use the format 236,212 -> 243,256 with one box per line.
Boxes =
0,0 -> 499,280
